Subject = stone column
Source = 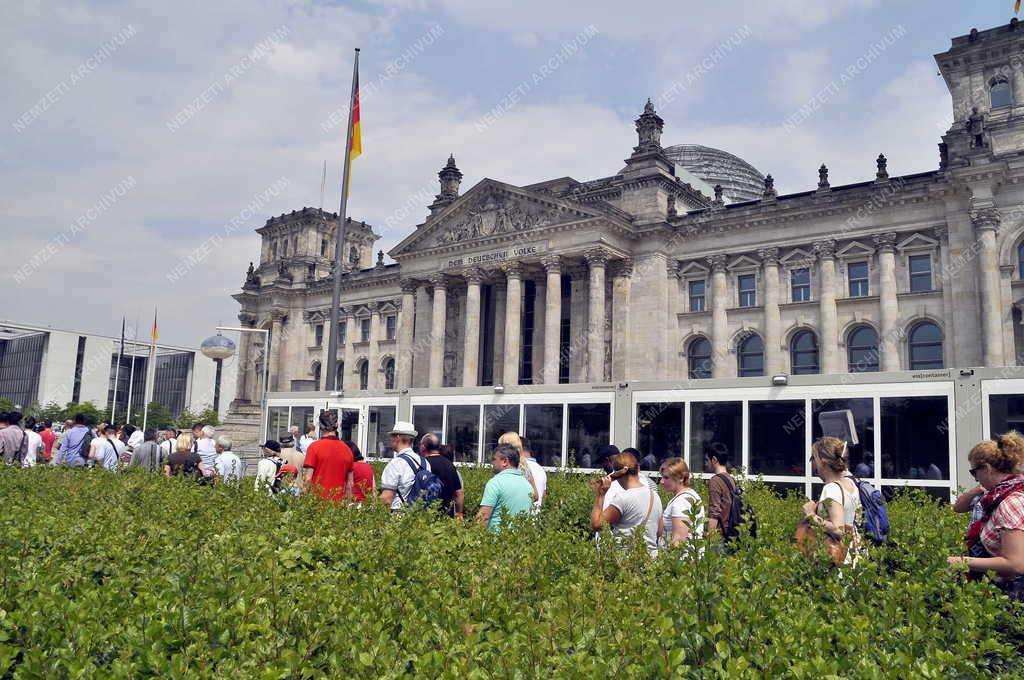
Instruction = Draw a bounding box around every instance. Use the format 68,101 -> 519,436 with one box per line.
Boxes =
814,240 -> 840,374
708,255 -> 729,378
759,248 -> 782,375
541,255 -> 562,385
341,307 -> 355,391
236,312 -> 256,401
568,265 -> 589,381
397,279 -> 417,390
269,310 -> 285,391
585,248 -> 609,382
532,278 -> 546,385
874,232 -> 900,372
462,268 -> 484,387
610,259 -> 633,381
972,204 -> 1005,367
502,262 -> 523,386
428,274 -> 447,389
367,302 -> 381,389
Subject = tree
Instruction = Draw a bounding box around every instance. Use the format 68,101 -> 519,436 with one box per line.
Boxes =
143,402 -> 175,430
63,401 -> 104,426
0,398 -> 14,414
30,401 -> 66,424
197,405 -> 221,427
175,407 -> 199,431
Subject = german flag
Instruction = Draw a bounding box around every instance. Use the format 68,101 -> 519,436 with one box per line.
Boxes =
345,51 -> 361,192
1018,0 -> 1022,14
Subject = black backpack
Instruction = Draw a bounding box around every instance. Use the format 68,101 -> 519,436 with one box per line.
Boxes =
718,473 -> 758,543
78,430 -> 94,462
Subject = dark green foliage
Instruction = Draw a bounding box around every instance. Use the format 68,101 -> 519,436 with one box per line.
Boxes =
0,467 -> 1021,679
142,402 -> 175,430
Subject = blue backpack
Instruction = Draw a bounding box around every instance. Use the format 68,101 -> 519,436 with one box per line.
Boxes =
850,475 -> 890,545
398,454 -> 445,508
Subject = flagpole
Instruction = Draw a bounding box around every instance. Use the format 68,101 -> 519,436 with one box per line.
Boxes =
319,160 -> 327,213
126,312 -> 139,424
326,47 -> 360,392
111,316 -> 125,425
142,309 -> 157,431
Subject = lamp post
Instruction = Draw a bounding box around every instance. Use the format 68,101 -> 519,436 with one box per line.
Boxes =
199,332 -> 237,414
215,325 -> 269,444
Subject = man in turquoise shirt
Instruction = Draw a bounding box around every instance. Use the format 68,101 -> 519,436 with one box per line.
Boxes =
476,444 -> 535,531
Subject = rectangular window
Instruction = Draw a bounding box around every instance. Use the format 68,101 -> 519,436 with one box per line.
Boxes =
367,405 -> 396,458
320,239 -> 328,257
524,404 -> 564,467
567,403 -> 610,468
314,324 -> 324,347
411,405 -> 443,452
483,404 -> 521,460
790,268 -> 811,302
848,261 -> 869,297
908,254 -> 932,292
446,405 -> 480,464
988,394 -> 1024,438
748,400 -> 806,476
385,315 -> 397,341
688,280 -> 706,312
737,274 -> 756,307
360,318 -> 371,342
688,401 -> 742,474
880,396 -> 949,480
636,402 -> 684,471
812,398 -> 874,477
72,336 -> 86,403
338,321 -> 347,346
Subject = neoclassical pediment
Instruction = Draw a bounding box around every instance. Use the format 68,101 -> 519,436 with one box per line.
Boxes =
837,240 -> 875,258
390,179 -> 608,257
896,232 -> 939,251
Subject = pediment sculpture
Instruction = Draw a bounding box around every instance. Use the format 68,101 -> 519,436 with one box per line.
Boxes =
434,193 -> 553,246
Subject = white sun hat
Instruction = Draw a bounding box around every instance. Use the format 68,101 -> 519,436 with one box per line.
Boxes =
388,421 -> 418,437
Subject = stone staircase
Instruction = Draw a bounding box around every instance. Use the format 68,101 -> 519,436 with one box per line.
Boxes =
217,401 -> 262,473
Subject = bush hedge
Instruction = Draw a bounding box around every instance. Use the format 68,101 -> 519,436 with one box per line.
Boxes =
1,466 -> 1022,679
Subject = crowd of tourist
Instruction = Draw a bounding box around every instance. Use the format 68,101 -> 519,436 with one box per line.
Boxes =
2,407 -> 1023,601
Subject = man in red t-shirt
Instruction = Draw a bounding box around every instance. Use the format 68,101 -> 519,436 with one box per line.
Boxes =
39,421 -> 56,463
302,410 -> 353,502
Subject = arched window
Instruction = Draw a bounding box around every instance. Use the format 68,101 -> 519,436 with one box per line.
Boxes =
311,361 -> 322,386
908,321 -> 943,370
383,358 -> 396,390
687,337 -> 712,379
1018,242 -> 1024,279
358,361 -> 369,390
847,326 -> 879,372
992,79 -> 1012,109
790,330 -> 819,375
335,361 -> 344,389
737,333 -> 764,377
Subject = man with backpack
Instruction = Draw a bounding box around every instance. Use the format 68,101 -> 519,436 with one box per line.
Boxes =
301,410 -> 353,502
379,422 -> 444,511
256,440 -> 286,494
55,414 -> 90,467
705,449 -> 755,549
420,432 -> 464,518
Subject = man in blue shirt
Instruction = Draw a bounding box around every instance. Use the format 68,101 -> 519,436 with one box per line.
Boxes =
56,414 -> 90,467
476,444 -> 534,531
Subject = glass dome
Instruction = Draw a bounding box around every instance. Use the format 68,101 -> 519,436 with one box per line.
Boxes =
200,333 -> 237,360
663,144 -> 765,204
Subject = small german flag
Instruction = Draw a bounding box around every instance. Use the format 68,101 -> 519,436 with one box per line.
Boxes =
345,51 -> 361,192
1017,0 -> 1022,15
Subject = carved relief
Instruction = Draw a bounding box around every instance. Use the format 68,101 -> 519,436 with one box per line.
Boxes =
433,191 -> 554,246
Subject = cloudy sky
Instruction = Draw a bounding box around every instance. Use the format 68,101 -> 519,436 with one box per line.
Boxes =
1,0 -> 1015,347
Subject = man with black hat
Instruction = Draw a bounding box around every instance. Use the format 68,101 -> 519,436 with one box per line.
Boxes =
255,440 -> 285,494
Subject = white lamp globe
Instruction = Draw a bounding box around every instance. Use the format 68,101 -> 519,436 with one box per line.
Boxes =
200,333 -> 236,360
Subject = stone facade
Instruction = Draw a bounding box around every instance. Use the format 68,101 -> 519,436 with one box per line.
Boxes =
233,21 -> 1024,398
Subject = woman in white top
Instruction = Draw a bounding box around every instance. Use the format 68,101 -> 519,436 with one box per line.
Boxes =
658,457 -> 705,551
802,436 -> 862,565
591,451 -> 663,557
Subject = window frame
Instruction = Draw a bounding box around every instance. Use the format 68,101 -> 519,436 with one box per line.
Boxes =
847,325 -> 880,373
385,315 -> 397,341
687,336 -> 712,379
737,333 -> 765,377
907,253 -> 933,293
847,260 -> 870,297
907,321 -> 944,370
688,279 -> 706,312
991,78 -> 1013,109
789,329 -> 820,375
790,267 -> 811,303
737,273 -> 757,308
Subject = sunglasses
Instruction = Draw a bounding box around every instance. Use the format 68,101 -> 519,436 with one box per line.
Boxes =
969,465 -> 984,478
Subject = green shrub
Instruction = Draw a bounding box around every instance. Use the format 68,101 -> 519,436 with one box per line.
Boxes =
0,467 -> 1021,679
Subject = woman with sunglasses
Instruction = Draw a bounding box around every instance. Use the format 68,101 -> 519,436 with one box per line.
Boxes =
591,451 -> 662,557
657,457 -> 705,552
947,432 -> 1024,601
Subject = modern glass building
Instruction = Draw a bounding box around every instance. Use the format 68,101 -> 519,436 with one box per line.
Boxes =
0,322 -> 234,421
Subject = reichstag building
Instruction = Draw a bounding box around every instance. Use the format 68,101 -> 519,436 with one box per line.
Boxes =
227,21 -> 1024,499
